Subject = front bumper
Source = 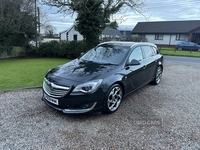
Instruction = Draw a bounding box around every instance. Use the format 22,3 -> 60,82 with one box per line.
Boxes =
43,97 -> 99,114
42,90 -> 105,114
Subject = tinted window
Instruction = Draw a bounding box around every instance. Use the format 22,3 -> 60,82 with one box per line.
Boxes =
142,46 -> 154,58
128,47 -> 143,63
81,44 -> 129,64
151,46 -> 159,55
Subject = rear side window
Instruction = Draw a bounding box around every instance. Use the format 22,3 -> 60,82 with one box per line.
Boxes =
142,46 -> 154,58
151,46 -> 159,55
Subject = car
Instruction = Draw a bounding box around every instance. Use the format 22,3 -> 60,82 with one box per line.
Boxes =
42,41 -> 163,114
176,41 -> 200,51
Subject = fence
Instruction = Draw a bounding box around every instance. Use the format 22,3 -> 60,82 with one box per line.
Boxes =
0,46 -> 25,59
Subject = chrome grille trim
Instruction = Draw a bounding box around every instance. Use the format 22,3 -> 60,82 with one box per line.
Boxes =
43,78 -> 70,98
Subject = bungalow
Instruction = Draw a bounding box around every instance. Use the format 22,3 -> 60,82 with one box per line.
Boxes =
131,20 -> 200,46
60,25 -> 122,41
60,25 -> 84,41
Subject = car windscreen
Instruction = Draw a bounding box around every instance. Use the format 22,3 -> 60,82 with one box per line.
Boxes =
80,44 -> 129,64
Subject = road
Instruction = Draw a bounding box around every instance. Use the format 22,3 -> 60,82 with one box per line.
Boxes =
164,55 -> 200,66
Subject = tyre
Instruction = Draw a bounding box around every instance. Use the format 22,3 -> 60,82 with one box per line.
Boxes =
103,84 -> 123,114
151,66 -> 163,85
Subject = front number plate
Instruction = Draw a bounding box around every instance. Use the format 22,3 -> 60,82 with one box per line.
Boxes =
44,94 -> 59,105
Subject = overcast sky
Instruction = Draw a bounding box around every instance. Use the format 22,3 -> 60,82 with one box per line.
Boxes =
41,0 -> 200,33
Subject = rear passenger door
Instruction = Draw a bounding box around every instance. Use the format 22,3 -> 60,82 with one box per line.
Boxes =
141,45 -> 157,83
125,46 -> 145,93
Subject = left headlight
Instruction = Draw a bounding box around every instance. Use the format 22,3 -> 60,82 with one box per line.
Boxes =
72,79 -> 103,94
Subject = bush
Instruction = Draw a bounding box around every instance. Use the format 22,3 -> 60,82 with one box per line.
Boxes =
37,40 -> 89,59
122,36 -> 148,42
24,44 -> 38,57
38,41 -> 60,57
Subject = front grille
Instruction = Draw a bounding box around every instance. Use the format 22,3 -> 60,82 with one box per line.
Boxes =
43,78 -> 71,98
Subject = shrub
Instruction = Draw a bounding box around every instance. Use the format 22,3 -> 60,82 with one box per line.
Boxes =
37,40 -> 89,59
38,41 -> 60,57
122,36 -> 148,42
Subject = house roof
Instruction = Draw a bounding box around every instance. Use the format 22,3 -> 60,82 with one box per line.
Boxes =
102,27 -> 122,37
131,20 -> 200,34
59,25 -> 74,34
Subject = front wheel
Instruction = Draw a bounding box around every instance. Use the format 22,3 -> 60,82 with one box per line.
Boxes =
151,66 -> 163,85
103,84 -> 123,114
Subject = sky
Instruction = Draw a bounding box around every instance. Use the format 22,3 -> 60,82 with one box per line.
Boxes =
40,0 -> 200,33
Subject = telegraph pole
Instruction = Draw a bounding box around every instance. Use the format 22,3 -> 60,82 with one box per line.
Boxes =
35,0 -> 38,47
37,7 -> 40,46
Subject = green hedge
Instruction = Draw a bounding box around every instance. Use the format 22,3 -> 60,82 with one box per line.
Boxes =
35,40 -> 89,59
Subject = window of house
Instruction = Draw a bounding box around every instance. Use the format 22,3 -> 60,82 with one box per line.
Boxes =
155,34 -> 163,40
73,34 -> 77,41
176,34 -> 185,41
66,33 -> 69,41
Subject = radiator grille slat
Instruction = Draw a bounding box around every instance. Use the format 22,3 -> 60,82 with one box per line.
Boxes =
43,78 -> 70,98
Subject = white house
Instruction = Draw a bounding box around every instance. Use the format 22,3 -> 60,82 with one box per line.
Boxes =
131,20 -> 200,46
60,25 -> 122,42
60,25 -> 84,41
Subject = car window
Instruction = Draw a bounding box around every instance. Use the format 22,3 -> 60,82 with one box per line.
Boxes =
128,46 -> 143,63
142,46 -> 154,58
151,46 -> 159,55
80,44 -> 129,64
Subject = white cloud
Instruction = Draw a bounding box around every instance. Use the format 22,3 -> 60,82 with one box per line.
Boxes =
40,0 -> 200,33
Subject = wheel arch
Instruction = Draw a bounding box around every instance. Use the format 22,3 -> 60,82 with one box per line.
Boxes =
112,81 -> 125,96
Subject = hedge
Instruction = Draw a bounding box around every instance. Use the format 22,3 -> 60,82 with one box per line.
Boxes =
34,40 -> 89,59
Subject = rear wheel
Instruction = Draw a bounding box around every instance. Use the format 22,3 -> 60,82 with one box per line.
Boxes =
103,84 -> 123,114
151,66 -> 163,85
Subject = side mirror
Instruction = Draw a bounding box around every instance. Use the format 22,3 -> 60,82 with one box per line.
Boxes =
128,59 -> 141,66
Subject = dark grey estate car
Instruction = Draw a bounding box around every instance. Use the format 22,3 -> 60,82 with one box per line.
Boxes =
42,41 -> 163,114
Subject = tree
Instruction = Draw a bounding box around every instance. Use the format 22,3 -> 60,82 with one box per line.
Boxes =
0,0 -> 36,53
75,0 -> 104,47
107,21 -> 118,29
42,0 -> 145,47
43,24 -> 57,37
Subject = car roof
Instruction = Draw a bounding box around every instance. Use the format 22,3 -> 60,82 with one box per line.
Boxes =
99,41 -> 157,48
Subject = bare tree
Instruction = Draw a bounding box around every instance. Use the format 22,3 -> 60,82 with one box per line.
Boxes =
41,0 -> 146,15
41,0 -> 146,47
43,24 -> 57,37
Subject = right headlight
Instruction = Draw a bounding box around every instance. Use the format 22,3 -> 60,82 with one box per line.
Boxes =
72,79 -> 103,94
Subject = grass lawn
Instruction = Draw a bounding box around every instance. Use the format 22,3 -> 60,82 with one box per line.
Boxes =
159,47 -> 200,57
0,58 -> 70,91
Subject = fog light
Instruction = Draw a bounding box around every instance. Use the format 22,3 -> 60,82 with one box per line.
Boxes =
81,102 -> 95,109
82,104 -> 89,109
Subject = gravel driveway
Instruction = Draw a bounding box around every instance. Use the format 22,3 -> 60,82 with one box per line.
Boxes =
0,61 -> 200,150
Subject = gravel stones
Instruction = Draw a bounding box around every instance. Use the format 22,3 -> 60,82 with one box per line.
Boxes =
0,61 -> 200,149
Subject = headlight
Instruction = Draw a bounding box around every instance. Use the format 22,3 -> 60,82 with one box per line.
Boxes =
72,79 -> 103,94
